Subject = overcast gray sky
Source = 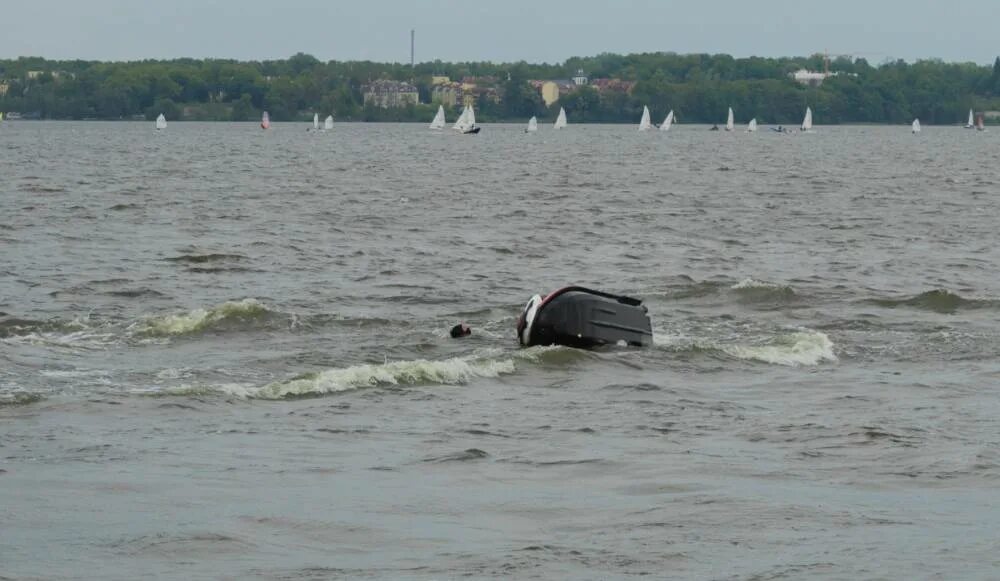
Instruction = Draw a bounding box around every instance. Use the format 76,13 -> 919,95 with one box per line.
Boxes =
2,0 -> 996,65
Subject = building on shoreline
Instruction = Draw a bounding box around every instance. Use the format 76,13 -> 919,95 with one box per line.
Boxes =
362,80 -> 419,109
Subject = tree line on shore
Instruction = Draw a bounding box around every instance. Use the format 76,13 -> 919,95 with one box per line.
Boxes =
2,52 -> 1000,124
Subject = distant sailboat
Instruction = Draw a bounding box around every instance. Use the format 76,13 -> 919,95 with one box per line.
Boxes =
453,105 -> 480,134
725,107 -> 734,131
975,113 -> 986,132
554,107 -> 567,129
155,113 -> 167,130
526,116 -> 538,133
261,111 -> 270,130
659,110 -> 674,132
429,105 -> 446,130
638,106 -> 652,131
801,107 -> 813,132
912,118 -> 921,133
312,113 -> 320,131
747,118 -> 757,132
324,115 -> 334,130
965,109 -> 975,129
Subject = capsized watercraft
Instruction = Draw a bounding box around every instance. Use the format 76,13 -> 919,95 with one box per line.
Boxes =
516,286 -> 653,349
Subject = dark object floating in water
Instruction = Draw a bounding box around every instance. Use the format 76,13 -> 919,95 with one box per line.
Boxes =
516,286 -> 653,349
450,323 -> 471,338
462,127 -> 481,134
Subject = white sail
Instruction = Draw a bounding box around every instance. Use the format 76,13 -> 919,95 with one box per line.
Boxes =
554,107 -> 567,129
912,118 -> 921,133
747,118 -> 757,132
430,105 -> 446,130
527,116 -> 538,132
638,106 -> 652,131
324,115 -> 334,130
659,110 -> 673,132
725,107 -> 734,131
155,113 -> 167,130
966,109 -> 975,129
452,106 -> 468,131
453,105 -> 476,133
313,113 -> 320,130
801,107 -> 813,131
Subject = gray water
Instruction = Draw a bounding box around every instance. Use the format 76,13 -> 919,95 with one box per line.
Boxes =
2,121 -> 1000,580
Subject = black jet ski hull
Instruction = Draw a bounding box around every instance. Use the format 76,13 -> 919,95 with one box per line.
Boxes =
517,287 -> 653,349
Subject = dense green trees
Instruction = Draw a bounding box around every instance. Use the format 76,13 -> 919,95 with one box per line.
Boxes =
1,52 -> 999,124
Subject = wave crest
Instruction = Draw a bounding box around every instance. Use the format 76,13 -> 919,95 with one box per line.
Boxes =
657,330 -> 836,366
243,354 -> 519,399
135,299 -> 272,336
869,289 -> 1000,314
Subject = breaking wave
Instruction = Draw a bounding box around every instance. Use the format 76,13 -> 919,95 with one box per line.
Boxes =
868,289 -> 1000,314
134,299 -> 273,337
159,346 -> 585,400
656,329 -> 837,367
729,278 -> 798,303
0,392 -> 46,407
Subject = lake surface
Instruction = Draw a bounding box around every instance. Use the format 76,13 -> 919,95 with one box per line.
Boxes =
2,121 -> 1000,580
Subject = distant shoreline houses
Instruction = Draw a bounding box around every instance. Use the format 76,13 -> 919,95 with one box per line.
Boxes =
362,69 -> 634,109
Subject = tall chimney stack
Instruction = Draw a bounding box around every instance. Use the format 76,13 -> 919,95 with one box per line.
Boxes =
410,29 -> 415,68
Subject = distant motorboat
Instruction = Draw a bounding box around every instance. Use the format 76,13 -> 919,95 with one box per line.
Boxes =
801,107 -> 813,132
747,118 -> 757,132
155,113 -> 166,130
725,107 -> 734,131
965,109 -> 975,129
261,111 -> 270,130
429,105 -> 445,130
912,118 -> 921,133
659,110 -> 674,132
554,107 -> 567,129
526,116 -> 538,133
638,105 -> 652,131
324,115 -> 334,130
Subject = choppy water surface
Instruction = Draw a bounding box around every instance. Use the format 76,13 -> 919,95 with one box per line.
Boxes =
3,121 -> 1000,579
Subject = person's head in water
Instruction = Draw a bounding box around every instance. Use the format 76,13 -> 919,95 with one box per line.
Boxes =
450,323 -> 471,338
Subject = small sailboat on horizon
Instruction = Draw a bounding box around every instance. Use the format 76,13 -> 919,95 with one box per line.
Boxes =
638,106 -> 652,131
324,115 -> 334,130
975,113 -> 986,132
526,116 -> 538,133
554,107 -> 568,129
965,109 -> 975,129
912,118 -> 921,133
155,113 -> 167,130
801,107 -> 813,132
261,111 -> 270,130
312,113 -> 320,131
747,118 -> 757,132
725,107 -> 734,131
453,104 -> 480,134
660,110 -> 674,132
429,105 -> 446,130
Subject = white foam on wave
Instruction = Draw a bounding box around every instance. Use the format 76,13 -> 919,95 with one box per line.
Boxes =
237,352 -> 519,400
723,331 -> 837,366
731,277 -> 784,290
654,328 -> 837,367
135,298 -> 269,336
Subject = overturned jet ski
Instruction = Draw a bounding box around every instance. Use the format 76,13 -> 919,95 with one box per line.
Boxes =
516,286 -> 653,349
